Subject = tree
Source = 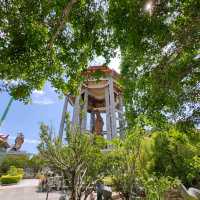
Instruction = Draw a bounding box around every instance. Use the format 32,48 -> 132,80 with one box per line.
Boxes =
28,154 -> 46,175
106,129 -> 144,200
38,123 -> 107,200
150,128 -> 200,187
1,0 -> 199,120
0,0 -> 116,101
0,154 -> 29,174
106,127 -> 176,200
115,0 -> 200,128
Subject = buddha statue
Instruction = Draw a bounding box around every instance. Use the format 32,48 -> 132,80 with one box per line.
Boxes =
94,110 -> 104,135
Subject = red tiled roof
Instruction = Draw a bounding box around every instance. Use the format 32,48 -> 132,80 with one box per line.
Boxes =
82,65 -> 120,79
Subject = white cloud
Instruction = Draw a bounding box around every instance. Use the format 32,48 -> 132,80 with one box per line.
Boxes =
24,138 -> 40,144
33,98 -> 55,105
32,89 -> 55,105
32,90 -> 45,96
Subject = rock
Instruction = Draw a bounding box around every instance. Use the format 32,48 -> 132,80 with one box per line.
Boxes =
188,188 -> 200,199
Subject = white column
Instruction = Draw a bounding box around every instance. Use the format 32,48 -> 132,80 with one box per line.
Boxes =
59,95 -> 69,140
118,95 -> 124,137
109,77 -> 117,137
81,90 -> 88,132
72,93 -> 80,130
105,85 -> 112,140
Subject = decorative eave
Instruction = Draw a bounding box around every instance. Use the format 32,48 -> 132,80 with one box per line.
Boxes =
68,65 -> 123,106
82,65 -> 120,80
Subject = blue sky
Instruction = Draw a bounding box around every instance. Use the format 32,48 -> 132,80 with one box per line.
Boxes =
0,84 -> 64,153
0,55 -> 121,154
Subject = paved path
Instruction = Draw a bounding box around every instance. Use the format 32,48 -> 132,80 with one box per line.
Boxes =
0,179 -> 61,200
0,179 -> 39,190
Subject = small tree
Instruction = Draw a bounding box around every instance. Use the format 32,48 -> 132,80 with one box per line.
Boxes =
107,127 -> 175,200
28,154 -> 46,175
38,123 -> 106,200
151,128 -> 200,187
106,128 -> 144,200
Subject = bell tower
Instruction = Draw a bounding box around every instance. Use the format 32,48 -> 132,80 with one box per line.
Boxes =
59,66 -> 125,140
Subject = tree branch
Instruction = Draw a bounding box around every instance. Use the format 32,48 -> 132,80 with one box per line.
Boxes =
48,0 -> 78,49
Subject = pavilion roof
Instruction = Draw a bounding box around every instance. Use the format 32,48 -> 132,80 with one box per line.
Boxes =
82,65 -> 120,79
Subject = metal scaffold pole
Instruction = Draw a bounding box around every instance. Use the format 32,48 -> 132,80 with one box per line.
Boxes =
0,97 -> 14,128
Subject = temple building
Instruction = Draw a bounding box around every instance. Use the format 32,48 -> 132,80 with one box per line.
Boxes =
59,66 -> 125,140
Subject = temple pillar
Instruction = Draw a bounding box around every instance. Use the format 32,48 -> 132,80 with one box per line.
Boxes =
59,95 -> 69,140
109,78 -> 117,137
118,95 -> 124,137
59,66 -> 124,142
105,86 -> 111,140
81,90 -> 88,132
72,93 -> 80,130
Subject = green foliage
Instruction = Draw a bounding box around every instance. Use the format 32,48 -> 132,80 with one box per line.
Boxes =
0,175 -> 22,185
38,123 -> 200,198
0,154 -> 29,174
28,154 -> 46,174
0,166 -> 24,185
105,127 -> 179,199
120,0 -> 200,128
38,123 -> 107,200
140,175 -> 179,200
0,0 -> 116,100
92,135 -> 108,149
7,166 -> 24,177
150,128 -> 200,186
105,128 -> 145,199
0,153 -> 45,177
0,0 -> 198,136
103,176 -> 113,186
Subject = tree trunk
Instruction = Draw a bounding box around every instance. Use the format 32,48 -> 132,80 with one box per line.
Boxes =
70,171 -> 77,200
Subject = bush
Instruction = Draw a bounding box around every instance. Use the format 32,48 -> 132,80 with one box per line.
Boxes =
0,175 -> 22,185
103,176 -> 113,186
140,175 -> 180,200
0,166 -> 24,185
16,168 -> 24,177
151,128 -> 200,186
0,154 -> 29,173
28,155 -> 46,175
7,166 -> 24,177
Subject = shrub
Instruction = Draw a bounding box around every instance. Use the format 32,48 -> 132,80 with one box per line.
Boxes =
103,176 -> 113,186
0,175 -> 22,185
28,155 -> 46,175
7,166 -> 24,177
0,154 -> 29,173
16,168 -> 24,177
151,128 -> 200,186
140,175 -> 180,200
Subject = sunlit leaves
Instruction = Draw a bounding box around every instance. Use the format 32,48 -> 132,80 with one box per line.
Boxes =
120,0 -> 200,128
